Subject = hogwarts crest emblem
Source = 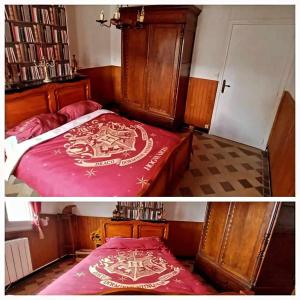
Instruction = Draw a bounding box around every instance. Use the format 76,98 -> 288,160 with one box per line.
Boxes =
89,250 -> 181,289
64,120 -> 153,167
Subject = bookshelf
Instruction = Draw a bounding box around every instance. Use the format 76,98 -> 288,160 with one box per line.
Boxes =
112,202 -> 165,222
5,5 -> 71,87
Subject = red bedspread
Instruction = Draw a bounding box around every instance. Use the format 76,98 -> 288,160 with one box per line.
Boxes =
14,113 -> 182,196
39,238 -> 214,295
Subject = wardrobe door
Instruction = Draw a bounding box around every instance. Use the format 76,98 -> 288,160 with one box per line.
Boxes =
146,24 -> 183,117
122,28 -> 148,109
199,202 -> 230,262
219,202 -> 276,284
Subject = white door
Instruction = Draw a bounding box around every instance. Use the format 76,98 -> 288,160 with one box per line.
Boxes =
210,23 -> 294,150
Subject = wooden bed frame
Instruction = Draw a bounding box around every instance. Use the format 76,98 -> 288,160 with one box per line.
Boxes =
101,219 -> 169,242
5,79 -> 193,196
97,220 -> 253,295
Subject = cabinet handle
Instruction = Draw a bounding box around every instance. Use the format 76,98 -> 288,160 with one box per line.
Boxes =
221,79 -> 231,93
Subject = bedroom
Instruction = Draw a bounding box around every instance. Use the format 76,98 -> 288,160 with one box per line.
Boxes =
4,4 -> 295,197
4,200 -> 295,295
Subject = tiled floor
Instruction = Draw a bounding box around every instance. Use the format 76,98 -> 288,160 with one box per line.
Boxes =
172,131 -> 271,197
5,131 -> 271,197
6,257 -> 77,295
6,257 -> 216,295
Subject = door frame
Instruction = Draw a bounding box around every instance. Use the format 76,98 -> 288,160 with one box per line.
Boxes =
209,18 -> 295,150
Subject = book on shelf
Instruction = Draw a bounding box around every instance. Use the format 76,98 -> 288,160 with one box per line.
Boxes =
5,5 -> 70,86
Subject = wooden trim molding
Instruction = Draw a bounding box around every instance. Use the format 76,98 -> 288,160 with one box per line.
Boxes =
268,91 -> 295,196
184,77 -> 218,129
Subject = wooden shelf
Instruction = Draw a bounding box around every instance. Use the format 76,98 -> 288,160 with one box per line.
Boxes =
6,41 -> 69,45
6,19 -> 67,28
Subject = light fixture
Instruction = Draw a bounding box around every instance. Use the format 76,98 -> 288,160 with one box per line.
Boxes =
96,6 -> 145,30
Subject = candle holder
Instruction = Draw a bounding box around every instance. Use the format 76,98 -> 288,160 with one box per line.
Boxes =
34,57 -> 55,83
96,6 -> 144,30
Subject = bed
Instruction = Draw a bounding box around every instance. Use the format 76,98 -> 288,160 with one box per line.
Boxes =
39,220 -> 216,295
5,79 -> 192,196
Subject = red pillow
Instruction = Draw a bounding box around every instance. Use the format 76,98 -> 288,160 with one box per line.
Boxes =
58,100 -> 102,122
101,237 -> 165,250
6,113 -> 66,143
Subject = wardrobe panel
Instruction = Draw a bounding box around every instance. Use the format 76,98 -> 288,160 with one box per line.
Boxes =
200,202 -> 230,262
122,28 -> 148,108
146,24 -> 182,117
219,202 -> 275,282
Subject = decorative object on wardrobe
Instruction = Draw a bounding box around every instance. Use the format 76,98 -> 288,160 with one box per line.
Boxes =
120,5 -> 201,129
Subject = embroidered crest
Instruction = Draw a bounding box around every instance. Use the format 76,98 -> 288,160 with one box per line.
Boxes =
64,120 -> 153,167
89,250 -> 181,289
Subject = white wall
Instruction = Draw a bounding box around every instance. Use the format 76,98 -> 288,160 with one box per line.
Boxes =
164,202 -> 207,222
41,202 -> 207,222
66,5 -> 295,96
41,202 -> 67,214
66,5 -> 111,68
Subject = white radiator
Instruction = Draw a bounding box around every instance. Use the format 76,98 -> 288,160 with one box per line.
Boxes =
5,238 -> 33,285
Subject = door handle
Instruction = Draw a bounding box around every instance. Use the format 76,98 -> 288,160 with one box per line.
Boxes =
221,79 -> 231,93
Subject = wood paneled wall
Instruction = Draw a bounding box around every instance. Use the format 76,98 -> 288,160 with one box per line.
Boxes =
5,214 -> 203,272
166,221 -> 203,257
5,214 -> 62,270
79,66 -> 114,105
184,77 -> 218,129
268,91 -> 295,196
75,216 -> 203,257
79,66 -> 122,105
79,66 -> 217,129
75,216 -> 109,249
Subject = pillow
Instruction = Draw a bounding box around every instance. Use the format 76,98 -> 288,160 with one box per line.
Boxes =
58,100 -> 102,122
101,237 -> 165,250
5,113 -> 67,143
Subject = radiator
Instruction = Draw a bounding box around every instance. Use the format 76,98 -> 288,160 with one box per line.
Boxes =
5,238 -> 33,285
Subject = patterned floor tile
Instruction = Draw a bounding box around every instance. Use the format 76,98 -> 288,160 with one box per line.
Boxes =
172,131 -> 271,197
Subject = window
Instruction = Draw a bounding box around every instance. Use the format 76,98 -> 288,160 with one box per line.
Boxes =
5,201 -> 33,232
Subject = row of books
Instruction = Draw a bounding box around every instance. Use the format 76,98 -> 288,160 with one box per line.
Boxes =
56,63 -> 71,77
6,62 -> 71,83
32,6 -> 66,26
5,47 -> 17,63
20,65 -> 42,81
53,29 -> 68,43
120,207 -> 163,221
5,5 -> 66,27
6,24 -> 69,44
11,25 -> 35,43
5,5 -> 31,22
117,202 -> 164,209
51,44 -> 70,61
5,44 -> 69,64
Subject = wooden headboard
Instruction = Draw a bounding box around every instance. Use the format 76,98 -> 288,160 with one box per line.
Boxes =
101,220 -> 169,242
5,79 -> 90,130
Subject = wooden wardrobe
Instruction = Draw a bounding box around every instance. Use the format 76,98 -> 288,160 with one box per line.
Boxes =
195,202 -> 295,295
119,5 -> 200,129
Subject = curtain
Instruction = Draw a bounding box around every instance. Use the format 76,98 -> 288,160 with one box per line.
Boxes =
30,202 -> 44,239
